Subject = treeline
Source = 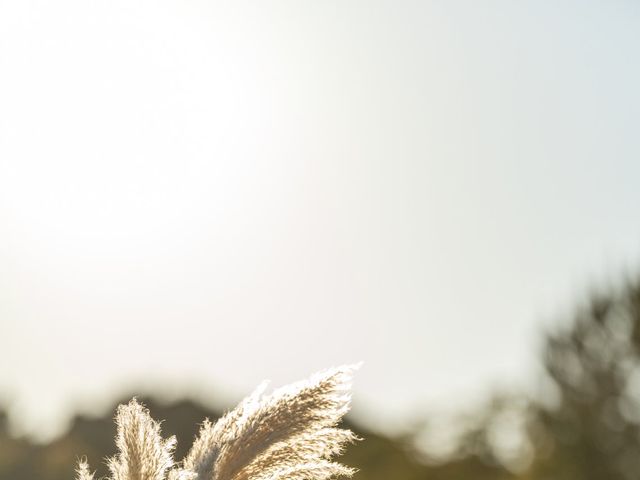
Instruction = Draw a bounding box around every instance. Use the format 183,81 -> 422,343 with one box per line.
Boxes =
3,278 -> 640,480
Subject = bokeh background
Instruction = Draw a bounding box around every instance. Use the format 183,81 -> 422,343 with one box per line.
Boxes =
1,1 -> 640,479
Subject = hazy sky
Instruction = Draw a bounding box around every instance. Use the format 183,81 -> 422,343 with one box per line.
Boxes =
1,0 -> 639,440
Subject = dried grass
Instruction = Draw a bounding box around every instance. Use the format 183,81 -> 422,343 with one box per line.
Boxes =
76,365 -> 360,480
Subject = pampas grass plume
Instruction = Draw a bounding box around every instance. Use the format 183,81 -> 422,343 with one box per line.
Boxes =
76,364 -> 360,480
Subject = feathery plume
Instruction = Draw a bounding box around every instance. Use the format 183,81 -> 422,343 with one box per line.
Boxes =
75,458 -> 95,480
201,364 -> 359,480
107,398 -> 177,480
183,380 -> 270,480
74,364 -> 360,480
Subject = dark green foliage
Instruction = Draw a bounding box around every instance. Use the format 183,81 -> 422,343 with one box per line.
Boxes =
528,280 -> 640,480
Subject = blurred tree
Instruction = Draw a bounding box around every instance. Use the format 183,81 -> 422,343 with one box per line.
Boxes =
528,279 -> 640,480
5,278 -> 640,480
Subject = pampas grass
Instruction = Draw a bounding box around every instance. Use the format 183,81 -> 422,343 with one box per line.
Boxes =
76,365 -> 359,480
75,459 -> 95,480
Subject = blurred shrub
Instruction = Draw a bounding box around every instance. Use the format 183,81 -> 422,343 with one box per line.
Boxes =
5,278 -> 640,479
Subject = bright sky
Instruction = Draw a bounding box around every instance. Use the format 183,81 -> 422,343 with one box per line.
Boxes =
1,0 -> 639,440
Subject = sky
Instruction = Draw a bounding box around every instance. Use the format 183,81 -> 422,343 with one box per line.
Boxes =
1,0 -> 639,441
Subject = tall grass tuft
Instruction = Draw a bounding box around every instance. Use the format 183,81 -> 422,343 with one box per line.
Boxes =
76,365 -> 360,480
